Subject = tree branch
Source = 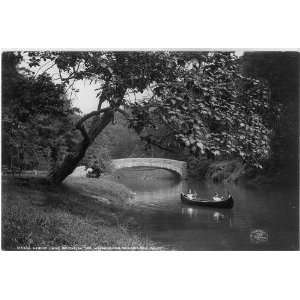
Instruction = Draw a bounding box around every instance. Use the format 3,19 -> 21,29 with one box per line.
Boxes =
76,107 -> 111,129
116,108 -> 130,119
97,82 -> 110,111
34,61 -> 55,78
76,123 -> 90,143
142,134 -> 177,153
42,62 -> 56,75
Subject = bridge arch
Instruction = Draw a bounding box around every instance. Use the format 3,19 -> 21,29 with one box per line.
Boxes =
111,158 -> 187,179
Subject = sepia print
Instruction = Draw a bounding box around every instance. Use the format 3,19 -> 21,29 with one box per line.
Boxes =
1,50 -> 299,250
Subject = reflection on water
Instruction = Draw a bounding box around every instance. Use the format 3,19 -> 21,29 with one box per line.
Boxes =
181,207 -> 198,218
113,167 -> 298,250
131,180 -> 185,208
181,207 -> 233,226
213,212 -> 225,223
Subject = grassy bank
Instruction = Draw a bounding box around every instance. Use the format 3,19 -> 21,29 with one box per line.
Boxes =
1,176 -> 161,250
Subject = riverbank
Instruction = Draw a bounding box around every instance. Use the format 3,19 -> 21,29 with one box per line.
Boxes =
188,158 -> 298,186
1,176 -> 162,250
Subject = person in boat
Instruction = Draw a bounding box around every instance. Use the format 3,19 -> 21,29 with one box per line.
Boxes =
213,192 -> 224,202
186,189 -> 196,200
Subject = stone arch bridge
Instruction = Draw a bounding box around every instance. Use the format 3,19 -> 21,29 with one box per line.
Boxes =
111,158 -> 187,179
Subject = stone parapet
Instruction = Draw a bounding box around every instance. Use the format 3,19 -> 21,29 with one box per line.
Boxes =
111,158 -> 187,179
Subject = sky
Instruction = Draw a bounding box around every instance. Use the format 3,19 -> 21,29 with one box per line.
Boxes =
21,55 -> 100,114
71,81 -> 99,114
70,81 -> 151,114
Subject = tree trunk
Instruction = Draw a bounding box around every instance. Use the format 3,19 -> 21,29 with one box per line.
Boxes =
47,110 -> 114,184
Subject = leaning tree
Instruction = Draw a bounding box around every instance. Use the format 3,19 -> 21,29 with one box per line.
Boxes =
26,51 -> 274,184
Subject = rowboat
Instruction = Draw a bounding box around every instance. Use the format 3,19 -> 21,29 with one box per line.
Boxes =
181,193 -> 234,209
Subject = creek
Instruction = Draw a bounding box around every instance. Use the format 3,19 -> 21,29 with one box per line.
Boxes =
114,167 -> 298,250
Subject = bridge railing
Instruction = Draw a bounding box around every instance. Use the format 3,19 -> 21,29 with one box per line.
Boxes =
111,158 -> 187,179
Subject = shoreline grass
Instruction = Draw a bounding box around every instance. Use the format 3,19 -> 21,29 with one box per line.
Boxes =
1,176 -> 162,251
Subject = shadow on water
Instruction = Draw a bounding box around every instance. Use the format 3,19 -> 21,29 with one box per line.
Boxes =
113,167 -> 299,250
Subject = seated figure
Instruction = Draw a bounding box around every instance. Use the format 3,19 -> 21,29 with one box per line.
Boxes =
186,189 -> 196,200
213,192 -> 224,202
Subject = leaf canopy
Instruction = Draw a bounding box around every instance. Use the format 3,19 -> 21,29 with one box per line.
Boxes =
26,51 -> 275,167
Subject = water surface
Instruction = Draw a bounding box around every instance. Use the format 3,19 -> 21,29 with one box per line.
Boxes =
114,167 -> 299,250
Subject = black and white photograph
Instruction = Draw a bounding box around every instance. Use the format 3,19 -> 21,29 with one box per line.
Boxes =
0,1 -> 299,299
1,50 -> 299,251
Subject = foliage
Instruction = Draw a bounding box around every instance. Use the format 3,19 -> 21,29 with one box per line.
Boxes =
85,112 -> 140,159
186,157 -> 211,178
84,148 -> 112,176
242,52 -> 299,176
24,51 -> 277,182
130,52 -> 274,167
27,51 -> 181,97
2,52 -> 79,173
205,160 -> 245,183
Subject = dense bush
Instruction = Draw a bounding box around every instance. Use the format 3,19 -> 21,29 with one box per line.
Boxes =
2,52 -> 79,173
187,157 -> 211,178
205,160 -> 245,183
84,149 -> 112,176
